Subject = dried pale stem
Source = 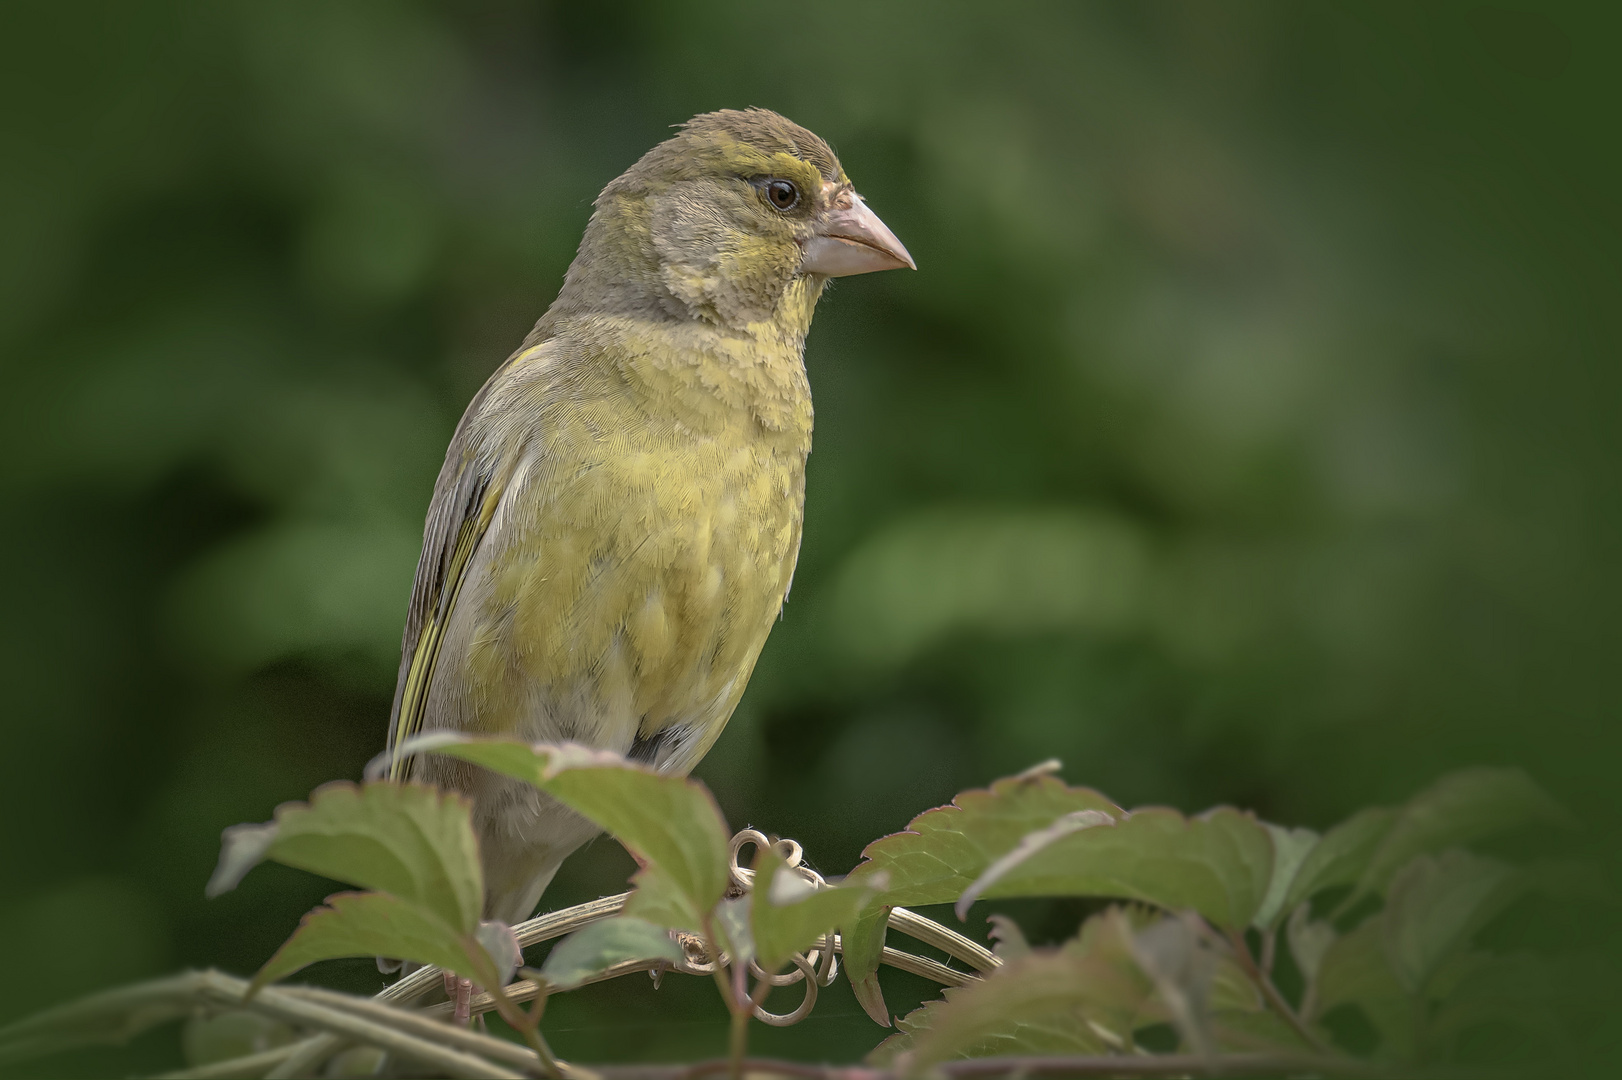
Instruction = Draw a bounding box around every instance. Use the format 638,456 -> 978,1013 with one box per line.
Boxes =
262,1034 -> 337,1079
887,906 -> 1001,972
383,894 -> 631,1008
282,985 -> 548,1077
150,1045 -> 303,1079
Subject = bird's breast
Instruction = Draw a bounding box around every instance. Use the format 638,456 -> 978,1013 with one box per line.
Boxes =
461,401 -> 808,758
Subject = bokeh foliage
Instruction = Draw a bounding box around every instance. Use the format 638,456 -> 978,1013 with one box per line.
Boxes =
0,0 -> 1616,1072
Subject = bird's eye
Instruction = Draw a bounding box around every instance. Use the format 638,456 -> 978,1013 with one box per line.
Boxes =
764,179 -> 800,211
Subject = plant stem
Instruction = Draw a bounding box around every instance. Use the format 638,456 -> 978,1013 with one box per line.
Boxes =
1227,931 -> 1330,1055
726,1004 -> 749,1080
584,1052 -> 1451,1079
486,980 -> 563,1079
693,914 -> 750,1080
281,986 -> 547,1077
150,1045 -> 301,1079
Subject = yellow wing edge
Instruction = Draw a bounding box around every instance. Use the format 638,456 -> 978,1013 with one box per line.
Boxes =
385,480 -> 504,782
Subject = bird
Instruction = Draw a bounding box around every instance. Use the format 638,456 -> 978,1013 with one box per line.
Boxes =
381,108 -> 914,931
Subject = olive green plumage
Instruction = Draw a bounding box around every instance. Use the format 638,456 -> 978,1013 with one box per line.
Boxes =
382,108 -> 913,926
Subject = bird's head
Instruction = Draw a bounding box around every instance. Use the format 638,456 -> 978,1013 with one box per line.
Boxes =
557,108 -> 914,333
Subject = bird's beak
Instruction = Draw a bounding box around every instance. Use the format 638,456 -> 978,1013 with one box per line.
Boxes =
800,182 -> 916,277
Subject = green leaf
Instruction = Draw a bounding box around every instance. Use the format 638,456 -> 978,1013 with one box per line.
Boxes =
1286,903 -> 1337,984
985,914 -> 1032,961
623,865 -> 709,934
751,848 -> 873,975
538,917 -> 684,991
207,782 -> 483,935
1209,1006 -> 1317,1054
1425,951 -> 1573,1053
847,767 -> 1121,908
251,892 -> 498,991
961,807 -> 1276,932
1206,953 -> 1304,1050
406,737 -> 732,922
1282,807 -> 1395,914
1124,914 -> 1219,1055
870,907 -> 1156,1066
1379,849 -> 1521,993
1355,768 -> 1570,900
1202,948 -> 1315,1052
474,920 -> 521,987
1312,918 -> 1415,1059
841,902 -> 893,1027
953,808 -> 1115,918
713,896 -> 754,967
1252,824 -> 1319,928
182,1011 -> 297,1067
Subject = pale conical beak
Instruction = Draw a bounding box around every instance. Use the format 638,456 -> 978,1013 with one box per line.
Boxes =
800,184 -> 916,277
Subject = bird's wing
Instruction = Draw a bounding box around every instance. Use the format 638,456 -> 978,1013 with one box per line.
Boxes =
385,443 -> 506,781
381,339 -> 550,784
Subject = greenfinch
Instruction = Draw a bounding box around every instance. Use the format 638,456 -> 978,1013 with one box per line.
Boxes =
382,109 -> 913,926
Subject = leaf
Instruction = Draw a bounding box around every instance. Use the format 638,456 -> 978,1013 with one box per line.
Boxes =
206,824 -> 278,899
871,907 -> 1156,1066
960,807 -> 1276,932
1125,914 -> 1216,1055
713,896 -> 754,967
986,914 -> 1031,961
1286,903 -> 1337,984
1282,807 -> 1395,914
1424,951 -> 1576,1053
624,865 -> 709,933
1201,948 -> 1316,1053
842,902 -> 893,1027
1209,1006 -> 1317,1053
251,892 -> 498,991
1355,768 -> 1570,901
1251,824 -> 1319,928
1312,918 -> 1415,1059
751,848 -> 873,975
182,1010 -> 297,1067
1379,849 -> 1522,993
538,917 -> 684,991
841,768 -> 1118,1027
847,769 -> 1122,908
207,782 -> 483,934
474,920 -> 521,987
405,737 -> 732,922
954,808 -> 1114,919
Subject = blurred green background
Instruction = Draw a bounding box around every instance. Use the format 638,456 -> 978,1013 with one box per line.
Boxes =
1,0 -> 1617,1072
